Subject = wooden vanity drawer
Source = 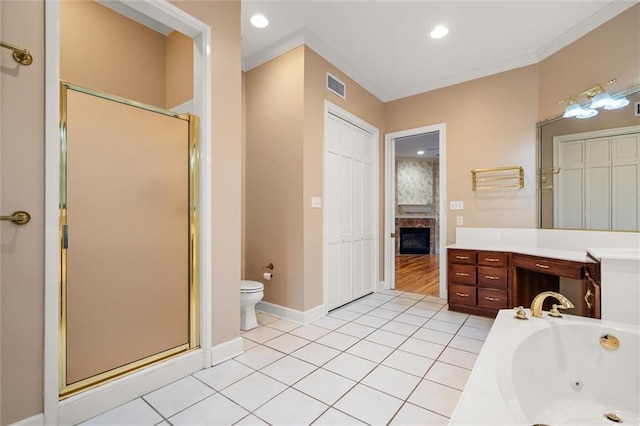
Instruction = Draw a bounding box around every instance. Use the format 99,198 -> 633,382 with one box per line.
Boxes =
477,288 -> 508,309
477,251 -> 508,267
512,253 -> 584,279
449,249 -> 476,265
449,284 -> 476,306
477,266 -> 508,288
449,264 -> 476,285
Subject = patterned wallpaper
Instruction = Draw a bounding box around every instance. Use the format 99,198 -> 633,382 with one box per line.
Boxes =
396,159 -> 433,205
395,158 -> 440,253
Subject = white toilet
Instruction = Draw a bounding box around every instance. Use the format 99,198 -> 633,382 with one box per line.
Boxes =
240,280 -> 264,330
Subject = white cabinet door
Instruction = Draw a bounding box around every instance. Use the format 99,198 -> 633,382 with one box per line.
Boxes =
326,114 -> 376,310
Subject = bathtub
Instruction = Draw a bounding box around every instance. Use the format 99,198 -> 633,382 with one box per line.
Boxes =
450,309 -> 639,425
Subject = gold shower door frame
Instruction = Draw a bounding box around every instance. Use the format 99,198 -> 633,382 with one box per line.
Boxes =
59,81 -> 200,399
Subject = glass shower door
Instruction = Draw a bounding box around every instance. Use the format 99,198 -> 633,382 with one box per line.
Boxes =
60,82 -> 199,398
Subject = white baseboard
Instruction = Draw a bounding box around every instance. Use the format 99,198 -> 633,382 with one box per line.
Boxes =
256,301 -> 326,324
377,281 -> 388,291
211,336 -> 244,366
58,350 -> 204,425
10,413 -> 44,426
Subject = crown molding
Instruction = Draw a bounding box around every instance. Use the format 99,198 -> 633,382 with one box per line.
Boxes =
389,52 -> 540,102
242,28 -> 389,102
535,1 -> 637,62
242,1 -> 638,103
242,28 -> 306,72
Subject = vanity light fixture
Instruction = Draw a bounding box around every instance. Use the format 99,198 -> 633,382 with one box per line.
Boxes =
560,78 -> 630,119
417,150 -> 425,155
250,14 -> 269,28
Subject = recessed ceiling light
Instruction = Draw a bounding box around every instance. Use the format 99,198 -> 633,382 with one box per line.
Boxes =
417,150 -> 425,155
250,14 -> 269,29
430,25 -> 449,39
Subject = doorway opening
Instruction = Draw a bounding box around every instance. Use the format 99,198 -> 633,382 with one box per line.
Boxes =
384,125 -> 447,297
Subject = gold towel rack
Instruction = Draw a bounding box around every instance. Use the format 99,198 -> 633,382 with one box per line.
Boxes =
537,167 -> 561,191
1,40 -> 33,65
471,166 -> 524,191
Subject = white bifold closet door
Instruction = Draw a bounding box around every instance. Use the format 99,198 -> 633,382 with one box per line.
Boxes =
555,130 -> 640,231
326,113 -> 375,310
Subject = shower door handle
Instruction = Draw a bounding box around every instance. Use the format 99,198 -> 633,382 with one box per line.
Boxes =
1,210 -> 31,225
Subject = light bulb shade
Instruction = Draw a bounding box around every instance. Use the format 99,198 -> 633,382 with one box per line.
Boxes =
603,96 -> 630,110
563,103 -> 584,118
590,92 -> 613,109
576,108 -> 598,119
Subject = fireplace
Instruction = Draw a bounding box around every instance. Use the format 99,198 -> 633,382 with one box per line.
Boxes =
399,227 -> 430,254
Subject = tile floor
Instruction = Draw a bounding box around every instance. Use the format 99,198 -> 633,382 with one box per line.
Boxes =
81,289 -> 494,426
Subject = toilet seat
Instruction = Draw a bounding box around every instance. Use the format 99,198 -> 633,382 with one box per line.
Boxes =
241,280 -> 264,293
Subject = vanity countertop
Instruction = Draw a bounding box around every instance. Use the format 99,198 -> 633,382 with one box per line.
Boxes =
446,243 -> 592,263
587,248 -> 640,261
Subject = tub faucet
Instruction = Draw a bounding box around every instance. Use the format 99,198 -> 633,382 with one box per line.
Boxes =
530,291 -> 574,318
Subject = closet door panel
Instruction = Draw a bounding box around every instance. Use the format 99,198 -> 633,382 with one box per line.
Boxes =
558,168 -> 584,228
585,166 -> 610,230
613,164 -> 638,231
339,243 -> 353,305
612,134 -> 640,231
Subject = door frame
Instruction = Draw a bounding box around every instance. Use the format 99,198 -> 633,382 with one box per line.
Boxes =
384,124 -> 447,298
323,100 -> 380,313
44,1 -> 211,424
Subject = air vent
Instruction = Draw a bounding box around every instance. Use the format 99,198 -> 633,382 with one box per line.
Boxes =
327,72 -> 346,99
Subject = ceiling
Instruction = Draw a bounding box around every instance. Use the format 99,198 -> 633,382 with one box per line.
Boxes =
241,1 -> 636,102
395,132 -> 440,159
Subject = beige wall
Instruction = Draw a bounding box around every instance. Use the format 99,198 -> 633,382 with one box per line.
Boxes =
245,46 -> 305,309
166,31 -> 193,109
1,1 -> 45,423
0,1 -> 241,423
171,0 -> 242,345
538,4 -> 640,120
244,45 -> 385,311
386,65 -> 540,246
302,47 -> 385,309
61,0 -> 167,107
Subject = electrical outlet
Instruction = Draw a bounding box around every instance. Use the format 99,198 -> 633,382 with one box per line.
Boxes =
450,201 -> 464,210
456,216 -> 464,226
311,197 -> 322,208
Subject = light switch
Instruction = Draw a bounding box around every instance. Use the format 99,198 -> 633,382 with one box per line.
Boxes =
456,215 -> 464,226
311,197 -> 322,208
635,101 -> 640,117
450,201 -> 464,210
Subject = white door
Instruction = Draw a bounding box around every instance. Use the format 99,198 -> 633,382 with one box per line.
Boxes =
326,112 -> 375,310
555,139 -> 585,228
585,137 -> 611,230
612,133 -> 640,230
554,127 -> 640,231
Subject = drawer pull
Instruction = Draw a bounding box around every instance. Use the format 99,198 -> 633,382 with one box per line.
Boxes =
484,258 -> 500,262
455,256 -> 470,260
484,275 -> 500,280
484,296 -> 500,302
535,263 -> 550,269
455,272 -> 470,277
455,292 -> 470,297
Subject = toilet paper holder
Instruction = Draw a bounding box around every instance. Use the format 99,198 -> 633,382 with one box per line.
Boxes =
262,263 -> 274,271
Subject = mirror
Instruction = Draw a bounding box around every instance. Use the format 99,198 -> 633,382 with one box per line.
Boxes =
538,87 -> 640,231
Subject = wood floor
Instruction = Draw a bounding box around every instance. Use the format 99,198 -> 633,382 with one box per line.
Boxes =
394,254 -> 440,295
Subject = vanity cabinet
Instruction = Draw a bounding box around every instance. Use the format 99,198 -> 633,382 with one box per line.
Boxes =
448,249 -> 510,317
447,248 -> 601,318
